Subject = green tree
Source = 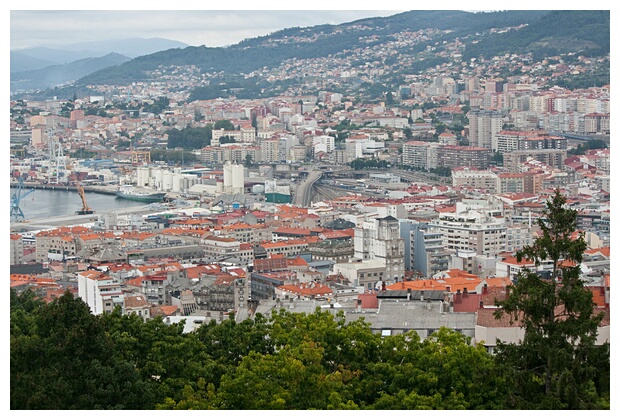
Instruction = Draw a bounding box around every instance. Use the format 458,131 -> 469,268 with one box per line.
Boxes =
214,119 -> 235,130
493,190 -> 609,409
11,291 -> 155,409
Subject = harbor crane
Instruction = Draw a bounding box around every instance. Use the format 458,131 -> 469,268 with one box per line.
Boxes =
75,183 -> 94,215
10,177 -> 35,222
66,158 -> 94,215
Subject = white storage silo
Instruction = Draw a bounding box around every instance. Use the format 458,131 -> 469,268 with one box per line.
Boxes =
231,163 -> 244,194
223,162 -> 233,192
172,174 -> 182,192
137,166 -> 150,187
162,172 -> 173,191
153,168 -> 163,189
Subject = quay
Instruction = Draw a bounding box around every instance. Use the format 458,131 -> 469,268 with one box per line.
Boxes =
10,182 -> 119,195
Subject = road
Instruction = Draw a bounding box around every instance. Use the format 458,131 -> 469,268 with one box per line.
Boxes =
292,170 -> 323,207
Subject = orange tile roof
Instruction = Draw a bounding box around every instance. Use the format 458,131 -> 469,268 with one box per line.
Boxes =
484,277 -> 512,288
288,256 -> 309,267
499,256 -> 535,266
585,246 -> 610,258
278,283 -> 333,297
80,233 -> 101,241
125,277 -> 145,287
273,227 -> 312,236
387,277 -> 480,292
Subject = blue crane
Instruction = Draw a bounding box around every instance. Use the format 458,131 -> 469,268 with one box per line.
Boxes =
10,178 -> 35,222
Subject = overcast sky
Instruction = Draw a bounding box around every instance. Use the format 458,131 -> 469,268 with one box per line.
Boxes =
9,1 -> 604,51
10,9 -> 406,51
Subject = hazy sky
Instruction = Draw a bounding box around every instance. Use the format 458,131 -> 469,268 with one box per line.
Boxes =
10,9 -> 404,50
9,1 -> 606,51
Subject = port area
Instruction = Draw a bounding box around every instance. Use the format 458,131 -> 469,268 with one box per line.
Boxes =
10,182 -> 120,196
9,204 -> 156,233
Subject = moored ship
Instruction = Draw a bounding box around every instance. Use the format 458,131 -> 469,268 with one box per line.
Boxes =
115,186 -> 167,203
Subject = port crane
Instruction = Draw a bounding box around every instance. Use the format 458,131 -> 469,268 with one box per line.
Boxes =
11,177 -> 35,222
66,158 -> 94,215
75,182 -> 94,215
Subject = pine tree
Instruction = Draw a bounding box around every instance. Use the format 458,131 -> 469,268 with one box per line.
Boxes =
494,189 -> 609,409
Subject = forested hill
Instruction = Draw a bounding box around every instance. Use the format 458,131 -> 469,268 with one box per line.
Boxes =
79,10 -> 545,85
463,10 -> 610,60
38,10 -> 610,99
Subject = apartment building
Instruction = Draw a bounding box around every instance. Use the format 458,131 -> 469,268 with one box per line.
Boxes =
584,113 -> 610,135
307,239 -> 354,263
468,110 -> 504,150
211,127 -> 256,144
437,146 -> 492,169
201,235 -> 248,263
216,222 -> 272,244
260,139 -> 285,163
409,222 -> 451,278
35,228 -> 82,262
497,173 -> 526,194
505,223 -> 533,253
429,200 -> 507,257
10,234 -> 24,266
260,239 -> 310,258
77,269 -> 124,315
452,168 -> 498,193
495,130 -> 546,153
401,141 -> 441,169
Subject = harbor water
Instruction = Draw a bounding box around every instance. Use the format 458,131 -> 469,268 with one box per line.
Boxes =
10,188 -> 145,220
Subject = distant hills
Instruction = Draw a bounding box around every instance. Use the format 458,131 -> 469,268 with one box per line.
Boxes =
10,37 -> 189,92
11,53 -> 132,92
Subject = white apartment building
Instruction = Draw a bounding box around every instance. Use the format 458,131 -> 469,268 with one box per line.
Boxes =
429,200 -> 507,257
505,223 -> 533,253
312,135 -> 335,154
402,141 -> 441,169
77,269 -> 124,315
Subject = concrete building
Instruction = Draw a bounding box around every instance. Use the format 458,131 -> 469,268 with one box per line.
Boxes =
452,168 -> 498,193
201,235 -> 243,262
429,200 -> 507,257
354,215 -> 405,283
404,221 -> 451,278
77,269 -> 124,315
10,234 -> 24,266
468,110 -> 504,150
331,259 -> 388,290
401,141 -> 441,169
437,146 -> 492,169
